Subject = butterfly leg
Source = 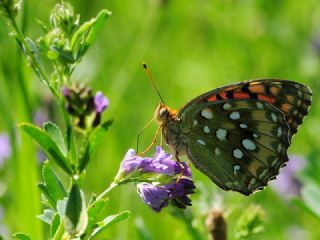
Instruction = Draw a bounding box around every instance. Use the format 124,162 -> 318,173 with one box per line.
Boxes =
138,125 -> 162,156
175,152 -> 191,183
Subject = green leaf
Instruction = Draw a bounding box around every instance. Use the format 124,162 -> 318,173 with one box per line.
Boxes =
50,214 -> 60,238
87,198 -> 108,230
13,233 -> 31,240
71,9 -> 111,60
89,211 -> 130,239
42,160 -> 67,206
301,183 -> 320,219
37,209 -> 55,224
19,123 -> 72,174
38,183 -> 56,208
43,122 -> 67,156
235,205 -> 265,239
78,120 -> 112,172
84,9 -> 111,47
57,198 -> 68,218
64,184 -> 88,236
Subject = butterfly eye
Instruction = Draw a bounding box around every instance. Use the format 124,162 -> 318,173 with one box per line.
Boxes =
159,107 -> 168,118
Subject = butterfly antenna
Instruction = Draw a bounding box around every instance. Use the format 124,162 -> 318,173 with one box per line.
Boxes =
143,62 -> 165,104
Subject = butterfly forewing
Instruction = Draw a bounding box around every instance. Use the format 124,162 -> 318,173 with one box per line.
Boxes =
179,79 -> 312,139
180,99 -> 291,195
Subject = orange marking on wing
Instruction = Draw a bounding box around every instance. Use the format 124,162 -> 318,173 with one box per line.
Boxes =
270,86 -> 280,95
233,92 -> 251,99
286,95 -> 294,102
258,95 -> 276,104
207,95 -> 217,102
281,103 -> 292,113
248,84 -> 265,93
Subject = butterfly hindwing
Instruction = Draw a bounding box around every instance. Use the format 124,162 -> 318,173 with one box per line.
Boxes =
180,99 -> 291,195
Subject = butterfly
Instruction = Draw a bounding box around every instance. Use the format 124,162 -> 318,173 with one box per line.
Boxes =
153,78 -> 312,195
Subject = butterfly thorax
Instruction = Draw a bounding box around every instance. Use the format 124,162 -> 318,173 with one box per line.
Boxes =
154,103 -> 188,155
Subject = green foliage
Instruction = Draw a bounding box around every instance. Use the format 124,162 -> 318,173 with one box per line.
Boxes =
64,184 -> 88,236
44,122 -> 67,156
79,120 -> 113,172
19,123 -> 72,174
89,211 -> 130,239
12,233 -> 31,240
301,183 -> 320,219
40,160 -> 67,209
235,205 -> 265,239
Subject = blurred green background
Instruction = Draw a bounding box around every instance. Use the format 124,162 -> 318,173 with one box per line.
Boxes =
1,0 -> 320,239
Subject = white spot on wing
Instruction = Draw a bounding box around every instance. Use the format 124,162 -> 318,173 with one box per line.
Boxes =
233,165 -> 240,174
242,139 -> 256,150
193,120 -> 198,126
271,157 -> 279,167
248,178 -> 256,188
271,112 -> 277,122
201,108 -> 213,119
256,102 -> 264,109
216,128 -> 227,141
277,127 -> 282,137
240,123 -> 248,129
253,133 -> 258,138
204,126 -> 210,133
277,143 -> 282,153
223,103 -> 232,110
233,149 -> 243,159
260,169 -> 269,178
214,147 -> 221,155
197,139 -> 206,145
230,111 -> 240,120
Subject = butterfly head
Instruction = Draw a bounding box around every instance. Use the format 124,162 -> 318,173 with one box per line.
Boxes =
154,103 -> 177,124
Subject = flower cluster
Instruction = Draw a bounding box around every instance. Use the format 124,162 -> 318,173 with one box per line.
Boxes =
62,85 -> 109,128
115,146 -> 195,212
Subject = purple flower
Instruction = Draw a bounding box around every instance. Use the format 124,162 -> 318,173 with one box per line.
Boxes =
115,146 -> 192,182
0,133 -> 11,166
116,149 -> 152,178
62,86 -> 109,128
137,177 -> 195,213
271,155 -> 306,199
137,183 -> 169,212
94,91 -> 109,113
116,146 -> 195,212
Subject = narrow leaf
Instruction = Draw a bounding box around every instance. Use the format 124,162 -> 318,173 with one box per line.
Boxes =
64,184 -> 88,236
87,198 -> 107,230
19,123 -> 72,174
301,183 -> 320,219
44,122 -> 67,156
37,209 -> 55,224
71,9 -> 111,60
38,183 -> 56,208
89,211 -> 130,239
42,160 -> 67,205
50,214 -> 60,238
85,10 -> 111,46
13,233 -> 31,240
79,120 -> 112,172
57,198 -> 68,218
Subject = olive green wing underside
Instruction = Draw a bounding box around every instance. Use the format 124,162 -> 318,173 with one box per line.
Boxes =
183,99 -> 290,195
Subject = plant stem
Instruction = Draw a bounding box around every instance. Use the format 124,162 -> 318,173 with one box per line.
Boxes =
96,182 -> 118,201
6,13 -> 60,99
52,221 -> 65,240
